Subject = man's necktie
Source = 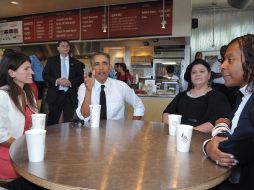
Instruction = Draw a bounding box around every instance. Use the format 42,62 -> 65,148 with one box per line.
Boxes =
61,58 -> 68,78
100,85 -> 107,120
60,58 -> 68,91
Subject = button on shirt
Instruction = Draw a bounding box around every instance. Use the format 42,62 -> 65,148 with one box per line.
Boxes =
76,78 -> 145,122
231,85 -> 251,133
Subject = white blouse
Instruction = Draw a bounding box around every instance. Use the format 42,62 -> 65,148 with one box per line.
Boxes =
0,89 -> 25,143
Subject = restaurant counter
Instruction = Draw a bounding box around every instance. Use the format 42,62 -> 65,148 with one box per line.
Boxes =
127,94 -> 173,122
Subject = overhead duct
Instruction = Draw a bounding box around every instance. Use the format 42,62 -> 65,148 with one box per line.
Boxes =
227,0 -> 252,9
21,41 -> 101,58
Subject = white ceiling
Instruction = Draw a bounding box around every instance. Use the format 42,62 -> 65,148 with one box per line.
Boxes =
192,0 -> 228,8
2,0 -> 154,18
1,0 -> 253,19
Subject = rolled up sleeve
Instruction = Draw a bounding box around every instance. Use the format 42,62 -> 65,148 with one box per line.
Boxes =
124,85 -> 145,117
76,84 -> 90,123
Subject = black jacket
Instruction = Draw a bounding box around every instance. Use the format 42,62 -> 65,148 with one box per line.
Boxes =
219,93 -> 254,189
43,55 -> 83,107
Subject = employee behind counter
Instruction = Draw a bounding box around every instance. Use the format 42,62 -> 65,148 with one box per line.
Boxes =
136,66 -> 180,97
135,81 -> 179,98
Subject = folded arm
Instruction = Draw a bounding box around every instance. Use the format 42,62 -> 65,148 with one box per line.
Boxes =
204,136 -> 238,168
0,137 -> 15,148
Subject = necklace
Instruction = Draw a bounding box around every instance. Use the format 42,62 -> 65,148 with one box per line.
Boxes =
187,87 -> 212,98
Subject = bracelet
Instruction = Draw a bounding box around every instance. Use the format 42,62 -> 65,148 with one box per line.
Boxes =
202,139 -> 212,157
212,123 -> 231,137
215,118 -> 231,126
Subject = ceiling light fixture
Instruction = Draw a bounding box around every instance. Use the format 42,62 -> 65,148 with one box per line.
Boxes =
211,3 -> 216,49
11,1 -> 19,5
103,25 -> 107,33
161,0 -> 167,29
102,0 -> 107,33
162,61 -> 177,65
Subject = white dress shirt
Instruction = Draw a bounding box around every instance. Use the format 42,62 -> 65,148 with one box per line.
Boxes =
163,74 -> 179,81
0,87 -> 25,143
231,85 -> 252,133
211,60 -> 225,84
76,78 -> 145,122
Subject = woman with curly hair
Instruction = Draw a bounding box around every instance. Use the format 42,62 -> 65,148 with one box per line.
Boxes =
204,34 -> 254,190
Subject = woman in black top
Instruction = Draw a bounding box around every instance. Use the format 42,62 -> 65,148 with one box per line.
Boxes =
163,59 -> 231,133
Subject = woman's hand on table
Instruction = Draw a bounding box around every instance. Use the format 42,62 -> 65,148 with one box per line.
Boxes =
206,136 -> 238,168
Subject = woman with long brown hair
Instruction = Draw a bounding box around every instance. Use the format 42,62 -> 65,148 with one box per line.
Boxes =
0,52 -> 44,189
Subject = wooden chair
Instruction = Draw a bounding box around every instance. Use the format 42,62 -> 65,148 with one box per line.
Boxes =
0,178 -> 13,187
37,99 -> 42,112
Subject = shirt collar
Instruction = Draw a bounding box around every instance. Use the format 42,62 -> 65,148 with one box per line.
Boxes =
240,84 -> 252,97
94,78 -> 110,91
60,55 -> 69,60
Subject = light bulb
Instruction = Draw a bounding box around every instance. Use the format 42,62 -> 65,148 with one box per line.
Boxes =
11,1 -> 19,5
102,25 -> 107,33
161,20 -> 167,29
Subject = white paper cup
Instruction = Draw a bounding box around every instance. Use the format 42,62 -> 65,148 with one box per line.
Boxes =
25,129 -> 46,162
176,124 -> 193,152
89,104 -> 101,127
168,114 -> 182,136
31,113 -> 46,129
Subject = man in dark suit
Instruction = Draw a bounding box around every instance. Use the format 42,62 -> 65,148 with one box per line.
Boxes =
203,34 -> 254,189
43,40 -> 83,125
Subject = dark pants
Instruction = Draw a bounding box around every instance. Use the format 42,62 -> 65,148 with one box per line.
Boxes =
210,179 -> 248,190
34,81 -> 46,100
2,178 -> 47,190
47,91 -> 75,125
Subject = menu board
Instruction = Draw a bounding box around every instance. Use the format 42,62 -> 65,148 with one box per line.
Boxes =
0,0 -> 172,44
0,21 -> 23,44
110,1 -> 172,38
81,1 -> 172,40
81,7 -> 108,40
23,10 -> 80,43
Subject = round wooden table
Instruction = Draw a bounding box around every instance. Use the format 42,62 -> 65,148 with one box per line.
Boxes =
10,120 -> 230,190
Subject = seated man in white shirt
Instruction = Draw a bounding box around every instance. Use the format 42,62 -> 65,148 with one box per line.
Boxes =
76,52 -> 145,122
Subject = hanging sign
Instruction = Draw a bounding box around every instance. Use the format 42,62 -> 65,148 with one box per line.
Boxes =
23,10 -> 80,43
0,21 -> 23,44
